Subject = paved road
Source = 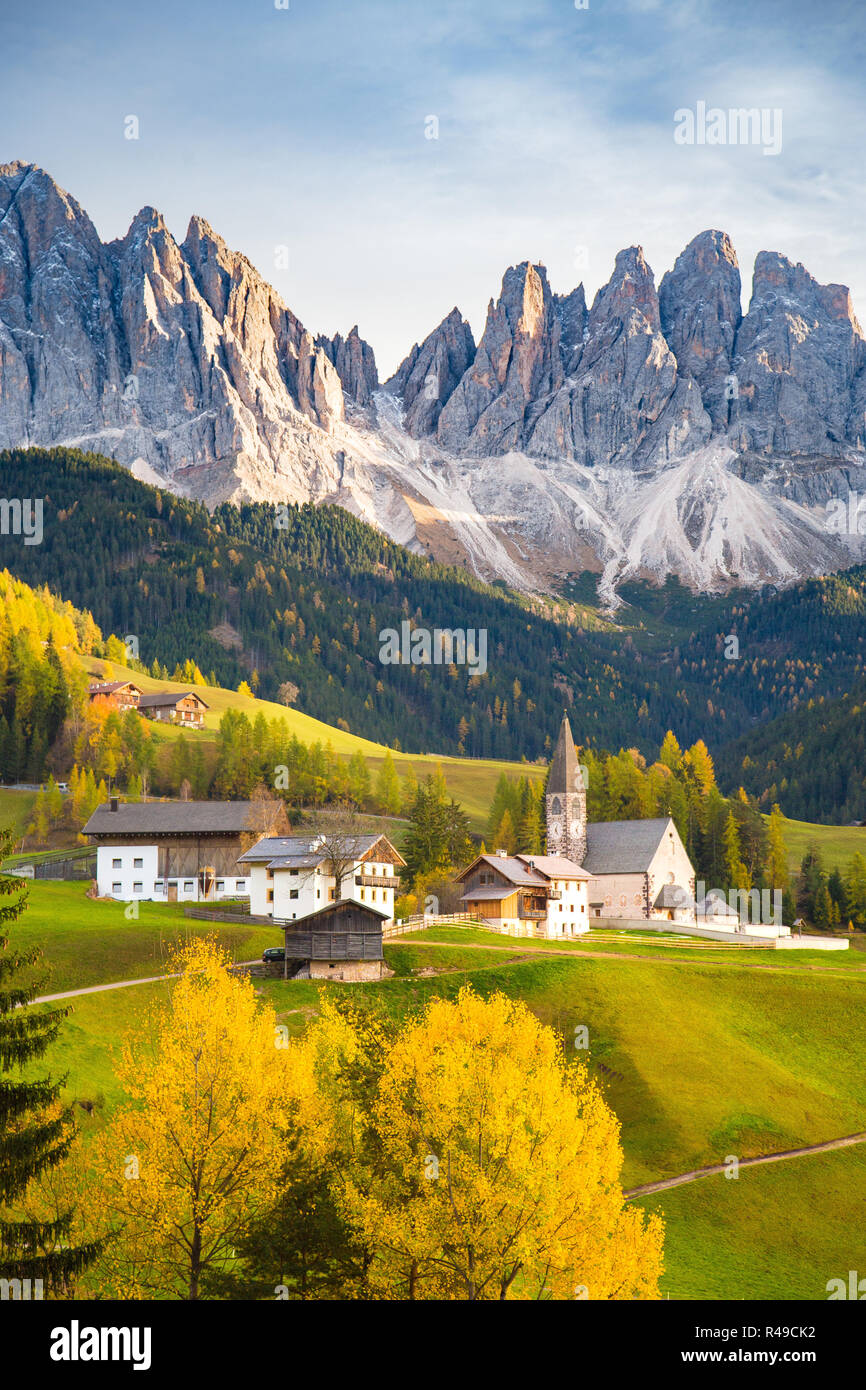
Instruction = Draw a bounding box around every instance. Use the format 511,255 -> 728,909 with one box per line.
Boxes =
625,1131 -> 866,1200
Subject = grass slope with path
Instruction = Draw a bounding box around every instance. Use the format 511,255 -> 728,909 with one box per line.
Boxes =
12,886 -> 866,1300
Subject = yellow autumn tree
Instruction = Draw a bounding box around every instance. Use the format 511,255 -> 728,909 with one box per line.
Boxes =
288,988 -> 663,1300
90,939 -> 289,1299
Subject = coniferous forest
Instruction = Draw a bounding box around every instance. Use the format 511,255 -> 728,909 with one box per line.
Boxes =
1,446 -> 866,821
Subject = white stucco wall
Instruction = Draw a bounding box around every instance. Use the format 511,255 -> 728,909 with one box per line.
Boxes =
249,859 -> 396,924
96,844 -> 250,902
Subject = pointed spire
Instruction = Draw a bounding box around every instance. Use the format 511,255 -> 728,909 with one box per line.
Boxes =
548,711 -> 580,793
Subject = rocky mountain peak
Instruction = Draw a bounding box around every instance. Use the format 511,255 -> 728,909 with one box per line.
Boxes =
588,245 -> 661,335
659,230 -> 742,429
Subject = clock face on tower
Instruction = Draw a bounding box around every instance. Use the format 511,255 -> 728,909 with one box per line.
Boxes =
550,820 -> 562,839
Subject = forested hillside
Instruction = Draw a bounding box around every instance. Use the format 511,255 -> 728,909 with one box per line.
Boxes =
2,447 -> 866,820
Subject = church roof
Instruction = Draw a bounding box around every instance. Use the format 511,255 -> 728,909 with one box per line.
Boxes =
582,818 -> 675,875
548,713 -> 582,795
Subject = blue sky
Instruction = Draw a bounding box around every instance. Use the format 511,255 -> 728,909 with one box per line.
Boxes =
3,0 -> 864,374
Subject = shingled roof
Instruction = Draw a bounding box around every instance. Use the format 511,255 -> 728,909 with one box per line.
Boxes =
85,800 -> 263,836
548,712 -> 583,794
582,818 -> 675,875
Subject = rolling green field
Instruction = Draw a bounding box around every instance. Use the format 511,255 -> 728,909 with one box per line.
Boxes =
11,883 -> 866,1300
782,816 -> 866,876
8,881 -> 282,994
84,656 -> 544,829
638,1146 -> 866,1301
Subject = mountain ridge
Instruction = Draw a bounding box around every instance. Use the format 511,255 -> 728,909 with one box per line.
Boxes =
2,161 -> 866,599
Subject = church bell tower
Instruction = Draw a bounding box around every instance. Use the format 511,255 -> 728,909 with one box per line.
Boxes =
546,712 -> 587,864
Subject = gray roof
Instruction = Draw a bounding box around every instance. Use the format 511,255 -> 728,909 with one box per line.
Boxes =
582,818 -> 674,875
653,884 -> 693,910
516,854 -> 591,880
460,885 -> 520,902
85,800 -> 262,836
138,690 -> 209,709
548,713 -> 582,795
473,854 -> 547,887
238,832 -> 400,866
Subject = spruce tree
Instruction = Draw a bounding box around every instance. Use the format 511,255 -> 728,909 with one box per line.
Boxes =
0,827 -> 101,1292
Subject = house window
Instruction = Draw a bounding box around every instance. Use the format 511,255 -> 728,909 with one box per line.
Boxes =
112,882 -> 122,894
290,889 -> 299,900
634,893 -> 643,906
112,858 -> 122,869
155,881 -> 164,892
604,895 -> 612,907
133,857 -> 143,869
289,869 -> 299,876
133,882 -> 143,893
236,881 -> 246,892
267,890 -> 274,904
619,894 -> 627,908
184,881 -> 194,892
329,888 -> 336,901
216,880 -> 225,892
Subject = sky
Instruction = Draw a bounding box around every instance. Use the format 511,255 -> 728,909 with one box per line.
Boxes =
3,0 -> 864,376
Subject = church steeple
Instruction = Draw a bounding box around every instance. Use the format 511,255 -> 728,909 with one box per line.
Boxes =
546,712 -> 587,863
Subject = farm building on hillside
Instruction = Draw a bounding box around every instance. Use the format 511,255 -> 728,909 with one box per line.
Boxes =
239,832 -> 404,923
87,680 -> 143,711
85,797 -> 289,902
137,691 -> 209,728
278,899 -> 390,982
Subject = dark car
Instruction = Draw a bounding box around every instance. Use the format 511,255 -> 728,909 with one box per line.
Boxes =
262,946 -> 286,963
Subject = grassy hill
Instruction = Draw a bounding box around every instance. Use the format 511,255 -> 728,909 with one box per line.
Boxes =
82,655 -> 545,828
18,887 -> 866,1300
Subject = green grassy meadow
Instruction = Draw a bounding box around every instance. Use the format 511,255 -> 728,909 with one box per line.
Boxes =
8,852 -> 866,1299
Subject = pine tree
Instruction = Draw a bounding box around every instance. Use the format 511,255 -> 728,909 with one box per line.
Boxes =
0,828 -> 101,1292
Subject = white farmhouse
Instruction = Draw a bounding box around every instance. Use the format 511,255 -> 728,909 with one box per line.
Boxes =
238,832 -> 405,924
456,852 -> 591,937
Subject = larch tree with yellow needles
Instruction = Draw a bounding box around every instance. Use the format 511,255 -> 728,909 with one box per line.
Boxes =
289,988 -> 663,1300
93,939 -> 289,1299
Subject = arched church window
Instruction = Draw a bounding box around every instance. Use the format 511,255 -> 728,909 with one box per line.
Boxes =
551,796 -> 561,816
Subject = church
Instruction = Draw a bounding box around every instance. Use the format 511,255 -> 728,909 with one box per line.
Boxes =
546,712 -> 696,925
456,713 -> 696,936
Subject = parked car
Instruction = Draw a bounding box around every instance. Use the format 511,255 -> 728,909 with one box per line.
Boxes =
262,946 -> 286,963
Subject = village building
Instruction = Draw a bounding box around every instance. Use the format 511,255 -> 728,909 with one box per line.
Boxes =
456,852 -> 591,937
547,712 -> 697,924
137,691 -> 209,729
87,680 -> 143,712
455,713 -> 698,931
279,899 -> 390,982
239,832 -> 405,924
84,797 -> 288,902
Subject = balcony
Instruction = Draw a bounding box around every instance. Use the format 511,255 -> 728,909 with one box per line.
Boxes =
518,907 -> 547,920
355,873 -> 399,888
547,890 -> 562,900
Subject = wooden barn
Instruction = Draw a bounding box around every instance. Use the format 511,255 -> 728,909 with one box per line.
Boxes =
280,899 -> 390,982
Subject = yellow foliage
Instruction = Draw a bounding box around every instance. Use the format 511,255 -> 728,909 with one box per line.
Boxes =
91,939 -> 289,1298
290,988 -> 663,1300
